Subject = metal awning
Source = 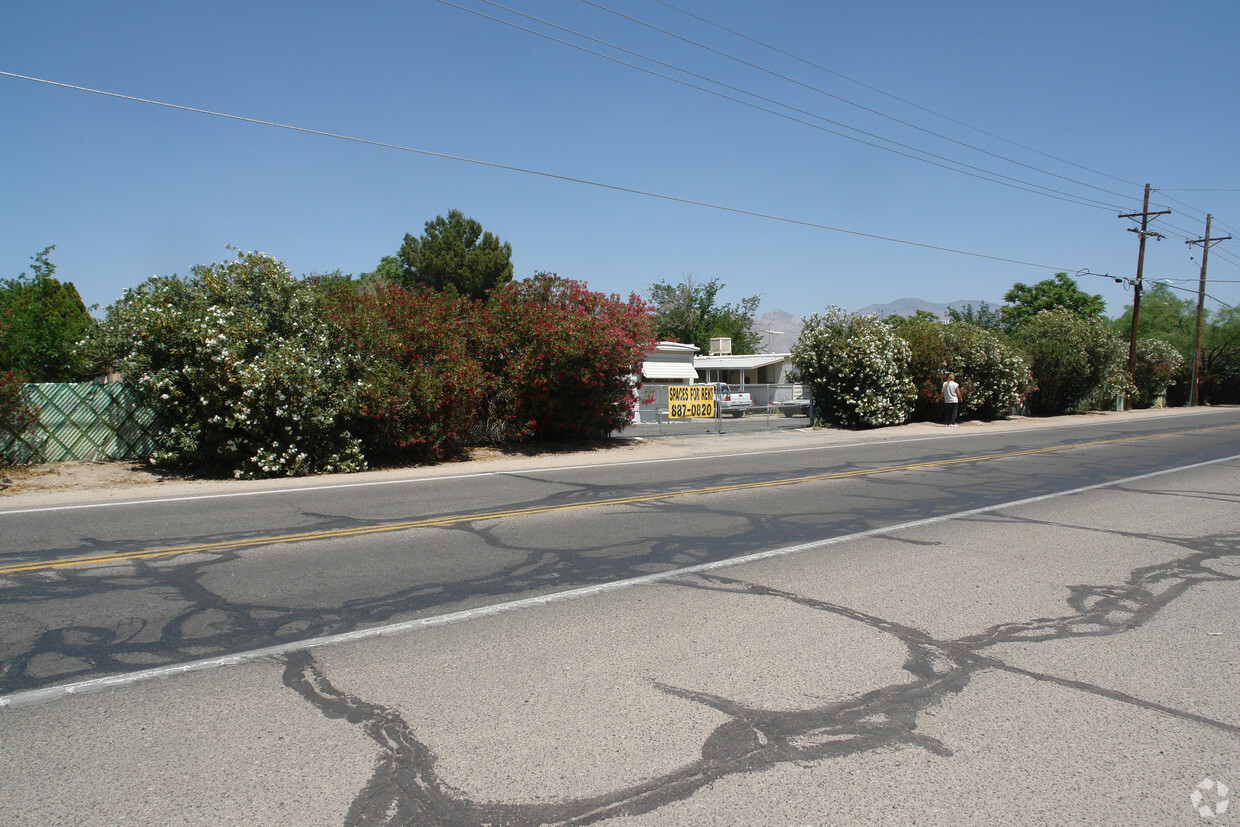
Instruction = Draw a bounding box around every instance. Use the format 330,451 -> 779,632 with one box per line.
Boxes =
641,361 -> 700,381
693,354 -> 790,371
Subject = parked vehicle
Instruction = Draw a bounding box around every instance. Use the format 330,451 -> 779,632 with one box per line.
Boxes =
777,395 -> 812,417
710,383 -> 753,418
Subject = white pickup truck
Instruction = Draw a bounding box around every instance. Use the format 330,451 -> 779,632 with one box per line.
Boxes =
710,383 -> 753,418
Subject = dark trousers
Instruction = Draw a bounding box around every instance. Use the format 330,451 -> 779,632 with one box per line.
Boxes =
945,402 -> 958,425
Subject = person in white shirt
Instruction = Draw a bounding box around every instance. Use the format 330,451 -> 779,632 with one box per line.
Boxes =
942,373 -> 960,427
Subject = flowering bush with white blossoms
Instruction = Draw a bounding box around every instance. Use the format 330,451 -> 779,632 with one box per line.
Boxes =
1133,338 -> 1183,408
95,250 -> 365,477
944,323 -> 1033,419
792,307 -> 915,428
898,319 -> 1032,421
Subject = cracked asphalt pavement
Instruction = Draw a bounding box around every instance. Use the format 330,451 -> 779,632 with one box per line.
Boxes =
2,409 -> 1240,825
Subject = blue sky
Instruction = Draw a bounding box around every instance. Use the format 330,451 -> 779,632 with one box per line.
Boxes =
3,1 -> 1239,321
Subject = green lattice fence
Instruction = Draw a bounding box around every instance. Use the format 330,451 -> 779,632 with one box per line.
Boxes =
1,383 -> 159,464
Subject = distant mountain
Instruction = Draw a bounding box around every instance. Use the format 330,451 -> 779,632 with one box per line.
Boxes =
753,309 -> 802,353
753,299 -> 993,353
852,298 -> 991,320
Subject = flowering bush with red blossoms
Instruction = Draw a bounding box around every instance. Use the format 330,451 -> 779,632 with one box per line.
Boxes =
317,283 -> 487,463
475,274 -> 657,441
320,272 -> 655,457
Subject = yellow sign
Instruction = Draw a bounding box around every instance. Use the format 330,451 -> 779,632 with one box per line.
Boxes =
668,385 -> 715,418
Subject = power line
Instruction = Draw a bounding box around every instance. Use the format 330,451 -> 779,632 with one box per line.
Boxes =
1080,271 -> 1230,308
649,0 -> 1144,192
1153,191 -> 1240,243
440,0 -> 1126,212
573,0 -> 1138,204
0,70 -> 1078,275
600,2 -> 1237,251
645,2 -> 1238,250
1209,248 -> 1240,270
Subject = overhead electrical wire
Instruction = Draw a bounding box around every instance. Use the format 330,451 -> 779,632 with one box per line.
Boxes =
1078,270 -> 1230,308
6,0 -> 1235,298
642,0 -> 1238,240
1209,249 -> 1240,270
0,70 -> 1078,275
438,0 -> 1125,212
564,0 -> 1235,263
648,0 -> 1145,192
573,0 -> 1139,204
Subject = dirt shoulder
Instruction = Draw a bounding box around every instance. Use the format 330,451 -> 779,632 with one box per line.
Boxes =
0,407 -> 1219,510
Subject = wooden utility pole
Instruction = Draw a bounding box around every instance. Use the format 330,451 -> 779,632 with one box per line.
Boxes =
1118,184 -> 1170,408
1185,214 -> 1231,406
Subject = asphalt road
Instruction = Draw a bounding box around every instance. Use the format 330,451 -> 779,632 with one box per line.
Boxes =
2,408 -> 1240,824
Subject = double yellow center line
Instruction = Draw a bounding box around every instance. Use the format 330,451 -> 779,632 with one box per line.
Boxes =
3,423 -> 1236,575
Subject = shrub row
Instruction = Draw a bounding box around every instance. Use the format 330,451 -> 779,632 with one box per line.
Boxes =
94,252 -> 656,477
793,306 -> 1176,428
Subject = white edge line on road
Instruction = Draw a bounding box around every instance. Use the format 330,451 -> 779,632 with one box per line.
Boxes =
3,451 -> 1237,711
0,409 -> 1229,516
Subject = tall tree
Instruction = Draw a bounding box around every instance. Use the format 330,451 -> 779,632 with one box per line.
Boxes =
1017,307 -> 1131,414
0,246 -> 97,381
1109,283 -> 1240,405
1109,283 -> 1195,351
1001,272 -> 1105,331
647,275 -> 761,354
395,210 -> 513,301
947,301 -> 1004,330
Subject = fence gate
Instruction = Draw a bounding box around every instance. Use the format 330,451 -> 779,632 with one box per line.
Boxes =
2,383 -> 158,465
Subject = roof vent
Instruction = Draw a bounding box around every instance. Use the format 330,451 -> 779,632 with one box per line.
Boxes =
709,337 -> 732,356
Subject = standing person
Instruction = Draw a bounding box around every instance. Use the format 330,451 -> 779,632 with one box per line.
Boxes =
942,373 -> 960,427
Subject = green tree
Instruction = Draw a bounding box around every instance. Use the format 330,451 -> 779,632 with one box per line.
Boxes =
1193,304 -> 1240,405
1109,283 -> 1240,405
395,210 -> 514,300
0,246 -> 98,381
883,310 -> 943,331
1110,283 -> 1195,350
1001,272 -> 1105,331
1017,308 -> 1132,415
647,275 -> 761,354
348,255 -> 404,293
947,301 -> 1004,331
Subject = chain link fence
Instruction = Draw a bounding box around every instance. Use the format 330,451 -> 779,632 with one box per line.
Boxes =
626,383 -> 812,435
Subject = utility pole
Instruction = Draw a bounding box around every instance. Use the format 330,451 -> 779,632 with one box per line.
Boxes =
1118,184 -> 1170,408
1185,214 -> 1231,406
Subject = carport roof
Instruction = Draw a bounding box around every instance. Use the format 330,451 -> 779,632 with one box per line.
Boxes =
693,354 -> 791,370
